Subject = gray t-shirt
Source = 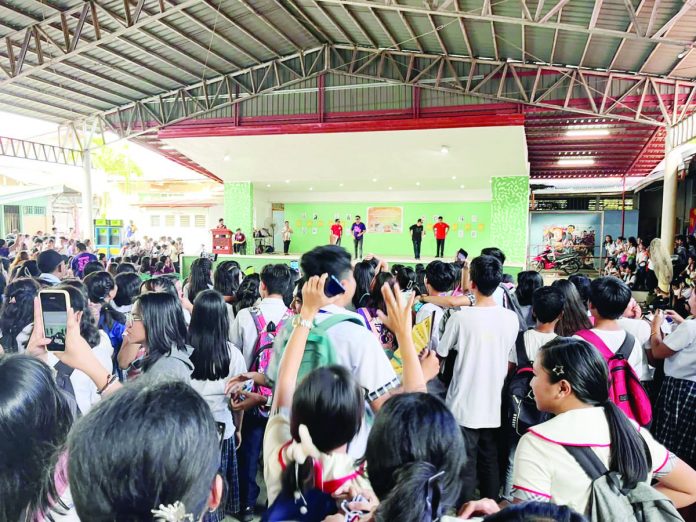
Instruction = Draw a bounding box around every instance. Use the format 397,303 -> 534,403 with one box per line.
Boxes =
146,345 -> 195,383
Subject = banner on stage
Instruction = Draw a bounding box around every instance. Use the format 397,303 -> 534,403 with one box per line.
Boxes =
367,206 -> 403,234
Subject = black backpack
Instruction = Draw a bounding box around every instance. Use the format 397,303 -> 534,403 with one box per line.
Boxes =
507,331 -> 551,439
55,360 -> 80,418
500,284 -> 528,333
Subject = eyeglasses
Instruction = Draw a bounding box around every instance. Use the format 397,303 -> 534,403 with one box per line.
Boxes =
126,313 -> 143,327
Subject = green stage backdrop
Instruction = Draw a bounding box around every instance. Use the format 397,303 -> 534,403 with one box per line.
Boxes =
284,201 -> 492,258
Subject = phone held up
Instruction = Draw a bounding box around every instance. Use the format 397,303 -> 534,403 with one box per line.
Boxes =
38,289 -> 71,352
324,274 -> 346,298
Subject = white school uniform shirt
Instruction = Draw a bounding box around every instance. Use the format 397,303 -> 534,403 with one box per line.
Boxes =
272,303 -> 400,459
191,343 -> 247,439
415,302 -> 444,351
46,331 -> 113,415
512,407 -> 675,514
617,317 -> 653,381
231,297 -> 291,369
573,328 -> 644,379
662,319 -> 696,382
437,306 -> 519,428
508,330 -> 558,365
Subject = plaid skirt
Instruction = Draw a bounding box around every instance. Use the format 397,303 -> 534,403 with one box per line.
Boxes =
654,376 -> 696,469
204,436 -> 240,522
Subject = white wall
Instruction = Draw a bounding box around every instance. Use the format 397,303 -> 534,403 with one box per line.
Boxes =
270,188 -> 492,203
132,206 -> 222,255
253,189 -> 273,229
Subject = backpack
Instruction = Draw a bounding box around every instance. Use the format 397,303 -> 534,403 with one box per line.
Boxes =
499,284 -> 527,333
437,306 -> 461,386
249,307 -> 293,416
55,361 -> 81,418
576,330 -> 653,427
563,444 -> 683,522
267,314 -> 364,387
356,307 -> 396,351
507,331 -> 552,439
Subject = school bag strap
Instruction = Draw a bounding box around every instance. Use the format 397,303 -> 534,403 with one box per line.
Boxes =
564,445 -> 608,482
515,330 -> 531,368
312,313 -> 365,334
576,329 -> 635,361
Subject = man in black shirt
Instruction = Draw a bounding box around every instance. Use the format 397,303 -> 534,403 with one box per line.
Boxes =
409,219 -> 425,259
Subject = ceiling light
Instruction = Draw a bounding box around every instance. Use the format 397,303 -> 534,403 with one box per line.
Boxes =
285,179 -> 290,184
416,181 -> 421,186
677,49 -> 689,59
372,178 -> 378,182
160,145 -> 175,151
460,184 -> 465,189
440,146 -> 449,155
266,183 -> 271,188
557,158 -> 596,166
565,129 -> 611,137
223,154 -> 230,162
388,186 -> 393,190
309,187 -> 314,191
451,175 -> 457,180
339,183 -> 344,187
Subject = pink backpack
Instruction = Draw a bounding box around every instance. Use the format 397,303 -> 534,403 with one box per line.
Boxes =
249,307 -> 293,416
576,329 -> 652,427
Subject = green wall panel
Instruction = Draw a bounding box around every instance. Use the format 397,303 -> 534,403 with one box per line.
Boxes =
223,182 -> 254,237
284,201 -> 492,258
491,176 -> 529,267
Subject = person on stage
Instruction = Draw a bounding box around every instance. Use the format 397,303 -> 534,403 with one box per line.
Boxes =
351,215 -> 366,259
433,216 -> 450,258
409,218 -> 425,260
330,218 -> 343,246
233,228 -> 247,255
282,221 -> 293,255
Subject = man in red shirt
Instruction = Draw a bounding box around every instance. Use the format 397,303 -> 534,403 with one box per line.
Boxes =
433,216 -> 450,258
330,218 -> 343,246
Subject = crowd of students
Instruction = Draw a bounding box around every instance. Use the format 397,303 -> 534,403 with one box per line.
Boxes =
2,233 -> 696,522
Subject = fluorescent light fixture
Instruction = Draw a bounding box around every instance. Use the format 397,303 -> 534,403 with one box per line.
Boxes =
557,158 -> 596,166
565,129 -> 611,137
440,146 -> 449,155
677,49 -> 688,59
160,145 -> 175,151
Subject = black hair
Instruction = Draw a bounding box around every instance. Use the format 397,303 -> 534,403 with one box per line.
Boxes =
135,292 -> 188,372
628,237 -> 638,248
437,215 -> 443,219
469,255 -> 502,296
213,261 -> 242,296
538,338 -> 649,489
0,354 -> 74,522
604,235 -> 613,244
516,271 -> 544,307
56,283 -> 102,348
502,273 -> 514,284
187,257 -> 213,303
532,286 -> 566,324
189,290 -> 231,381
0,278 -> 39,353
114,272 -> 142,307
568,274 -> 591,310
424,260 -> 457,293
233,275 -> 260,316
367,272 -> 396,313
334,218 -> 340,223
82,261 -> 104,278
589,276 -> 632,320
115,262 -> 136,275
355,215 -> 361,219
67,380 -> 219,521
76,242 -> 87,252
485,501 -> 586,521
83,271 -> 126,329
139,256 -> 152,275
481,247 -> 506,265
301,245 -> 352,280
19,259 -> 41,279
551,279 -> 593,336
366,393 -> 465,522
395,266 -> 417,293
260,263 -> 293,296
140,276 -> 179,299
352,260 -> 375,309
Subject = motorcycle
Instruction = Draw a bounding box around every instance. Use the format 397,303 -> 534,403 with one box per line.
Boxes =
532,246 -> 582,275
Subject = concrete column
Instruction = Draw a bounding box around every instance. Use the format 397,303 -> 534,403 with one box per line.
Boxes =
661,130 -> 681,247
82,149 -> 94,242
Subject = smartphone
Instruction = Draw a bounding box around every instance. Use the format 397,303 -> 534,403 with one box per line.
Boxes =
290,260 -> 299,271
324,274 -> 346,297
39,290 -> 70,352
457,252 -> 467,262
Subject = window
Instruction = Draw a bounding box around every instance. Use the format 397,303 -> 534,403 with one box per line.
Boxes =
194,214 -> 206,228
180,215 -> 190,227
165,214 -> 175,227
23,206 -> 46,215
150,215 -> 160,227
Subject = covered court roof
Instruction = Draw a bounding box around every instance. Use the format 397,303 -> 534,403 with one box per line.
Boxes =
1,0 -> 695,181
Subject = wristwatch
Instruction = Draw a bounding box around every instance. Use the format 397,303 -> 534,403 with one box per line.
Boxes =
292,315 -> 314,330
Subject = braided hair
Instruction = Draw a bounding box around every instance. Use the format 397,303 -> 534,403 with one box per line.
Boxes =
0,278 -> 39,353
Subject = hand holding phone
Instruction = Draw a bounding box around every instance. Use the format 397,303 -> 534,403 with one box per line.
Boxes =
324,274 -> 346,298
39,290 -> 70,352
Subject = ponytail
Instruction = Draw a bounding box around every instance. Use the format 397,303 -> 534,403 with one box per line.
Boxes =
603,401 -> 650,488
375,462 -> 443,522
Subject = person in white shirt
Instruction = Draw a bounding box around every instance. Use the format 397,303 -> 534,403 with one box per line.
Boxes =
650,287 -> 696,470
189,289 -> 247,520
37,249 -> 67,287
574,276 -> 643,378
618,297 -> 653,384
415,260 -> 458,352
511,337 -> 696,515
438,254 -> 519,502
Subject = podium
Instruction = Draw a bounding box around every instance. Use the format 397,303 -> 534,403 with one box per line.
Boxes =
211,228 -> 232,255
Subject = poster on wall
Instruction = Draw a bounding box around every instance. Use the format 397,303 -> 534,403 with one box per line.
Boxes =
367,206 -> 403,234
530,212 -> 601,269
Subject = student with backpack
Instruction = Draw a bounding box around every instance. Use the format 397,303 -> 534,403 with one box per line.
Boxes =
511,337 -> 696,517
437,255 -> 519,503
415,260 -> 458,352
575,276 -> 651,425
263,275 -> 431,521
229,263 -> 294,522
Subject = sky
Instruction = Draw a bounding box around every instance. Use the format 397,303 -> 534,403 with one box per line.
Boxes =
0,110 -> 203,182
